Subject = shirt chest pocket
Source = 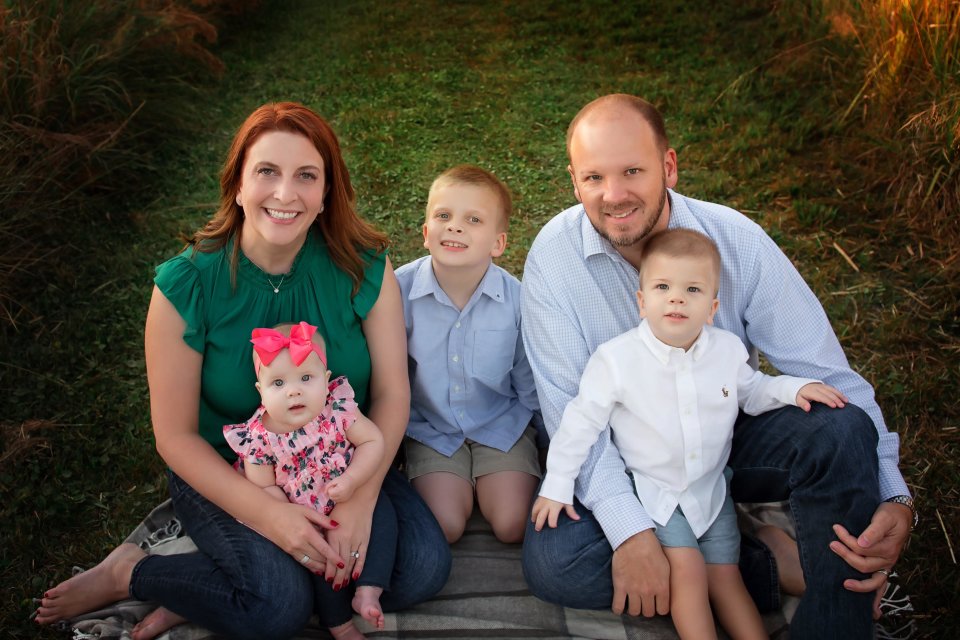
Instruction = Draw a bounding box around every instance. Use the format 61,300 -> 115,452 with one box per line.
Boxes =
469,329 -> 518,385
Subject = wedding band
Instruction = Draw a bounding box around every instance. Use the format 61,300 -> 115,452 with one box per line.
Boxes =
875,568 -> 891,577
299,554 -> 310,565
350,550 -> 361,559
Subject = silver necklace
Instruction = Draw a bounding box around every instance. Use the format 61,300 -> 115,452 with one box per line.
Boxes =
251,256 -> 289,293
265,273 -> 285,294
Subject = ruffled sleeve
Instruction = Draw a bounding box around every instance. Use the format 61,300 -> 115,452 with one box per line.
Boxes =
154,252 -> 206,353
350,249 -> 387,320
222,411 -> 278,466
325,376 -> 358,430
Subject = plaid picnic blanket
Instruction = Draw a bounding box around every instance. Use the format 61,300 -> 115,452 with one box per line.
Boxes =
66,501 -> 791,639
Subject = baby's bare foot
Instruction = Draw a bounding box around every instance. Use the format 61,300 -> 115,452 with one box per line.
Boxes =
132,606 -> 188,640
352,585 -> 384,629
35,543 -> 146,625
329,619 -> 366,639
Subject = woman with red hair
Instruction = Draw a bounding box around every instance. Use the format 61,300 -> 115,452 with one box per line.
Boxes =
36,102 -> 450,640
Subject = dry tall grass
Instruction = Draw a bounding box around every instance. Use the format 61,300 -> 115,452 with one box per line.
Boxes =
829,0 -> 959,238
0,0 -> 258,325
803,2 -> 960,630
747,1 -> 959,629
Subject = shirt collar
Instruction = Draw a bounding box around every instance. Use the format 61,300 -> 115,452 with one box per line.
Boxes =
579,207 -> 621,260
407,257 -> 504,306
665,190 -> 707,235
638,319 -> 711,364
408,257 -> 440,300
580,208 -> 609,259
474,262 -> 505,303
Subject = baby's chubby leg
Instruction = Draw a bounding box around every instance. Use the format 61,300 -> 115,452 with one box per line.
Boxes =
476,470 -> 539,543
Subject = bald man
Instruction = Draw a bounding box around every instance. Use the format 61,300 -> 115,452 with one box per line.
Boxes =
520,94 -> 913,639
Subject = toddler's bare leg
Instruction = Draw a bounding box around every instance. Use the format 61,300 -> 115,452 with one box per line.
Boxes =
352,585 -> 385,629
756,525 -> 805,596
412,472 -> 473,543
476,470 -> 539,543
706,563 -> 768,640
663,546 -> 718,640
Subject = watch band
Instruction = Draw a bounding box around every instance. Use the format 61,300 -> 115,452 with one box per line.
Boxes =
885,495 -> 918,530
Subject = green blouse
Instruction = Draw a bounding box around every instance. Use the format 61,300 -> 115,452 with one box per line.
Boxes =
154,230 -> 386,461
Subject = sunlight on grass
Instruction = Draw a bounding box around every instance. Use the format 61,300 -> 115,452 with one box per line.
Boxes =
831,0 -> 959,232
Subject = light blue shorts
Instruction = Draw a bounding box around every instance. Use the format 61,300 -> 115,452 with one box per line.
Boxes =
652,468 -> 740,564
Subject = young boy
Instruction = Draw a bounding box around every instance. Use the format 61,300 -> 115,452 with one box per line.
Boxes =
395,165 -> 542,544
531,229 -> 848,640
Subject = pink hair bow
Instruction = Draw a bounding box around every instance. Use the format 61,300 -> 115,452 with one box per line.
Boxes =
251,321 -> 327,372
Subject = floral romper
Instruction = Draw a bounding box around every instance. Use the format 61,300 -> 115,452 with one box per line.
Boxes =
223,376 -> 357,515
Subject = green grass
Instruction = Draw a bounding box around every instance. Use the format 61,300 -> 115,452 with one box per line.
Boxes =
1,0 -> 955,637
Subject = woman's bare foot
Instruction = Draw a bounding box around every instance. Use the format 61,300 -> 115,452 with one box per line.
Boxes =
329,619 -> 366,639
352,585 -> 384,629
756,525 -> 806,596
132,606 -> 188,640
35,543 -> 146,625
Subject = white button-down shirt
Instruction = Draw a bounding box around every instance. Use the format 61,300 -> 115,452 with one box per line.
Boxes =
539,321 -> 816,537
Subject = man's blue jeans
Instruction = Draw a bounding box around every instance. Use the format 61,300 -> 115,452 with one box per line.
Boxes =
130,469 -> 451,639
521,404 -> 880,639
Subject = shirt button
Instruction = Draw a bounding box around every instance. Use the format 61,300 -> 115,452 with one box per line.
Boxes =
454,385 -> 460,392
689,452 -> 698,460
452,355 -> 459,362
455,322 -> 461,328
458,411 -> 464,418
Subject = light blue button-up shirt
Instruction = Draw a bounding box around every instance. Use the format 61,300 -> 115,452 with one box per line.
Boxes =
521,190 -> 906,548
396,256 -> 542,456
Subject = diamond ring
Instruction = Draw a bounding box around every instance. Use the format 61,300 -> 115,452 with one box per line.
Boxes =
350,550 -> 361,559
299,554 -> 310,565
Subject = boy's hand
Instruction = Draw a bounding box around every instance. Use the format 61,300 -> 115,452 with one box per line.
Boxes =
531,496 -> 579,531
327,476 -> 355,503
796,382 -> 848,411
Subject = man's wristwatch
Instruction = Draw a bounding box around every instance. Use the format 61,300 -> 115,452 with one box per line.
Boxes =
884,495 -> 918,530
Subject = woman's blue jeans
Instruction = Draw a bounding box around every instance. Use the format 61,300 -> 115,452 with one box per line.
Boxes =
130,468 -> 450,639
521,404 -> 880,639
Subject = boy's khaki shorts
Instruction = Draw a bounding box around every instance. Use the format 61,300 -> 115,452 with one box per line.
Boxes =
404,426 -> 541,485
